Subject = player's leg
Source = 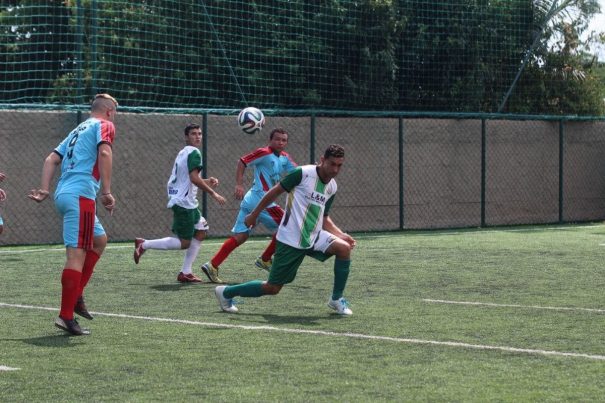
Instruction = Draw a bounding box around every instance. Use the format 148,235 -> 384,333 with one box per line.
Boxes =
54,194 -> 95,335
202,207 -> 250,282
254,205 -> 284,271
313,231 -> 353,316
133,205 -> 190,264
215,241 -> 305,313
178,212 -> 207,283
75,217 -> 107,321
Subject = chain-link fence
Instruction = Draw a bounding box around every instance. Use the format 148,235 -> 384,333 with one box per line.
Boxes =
0,110 -> 604,246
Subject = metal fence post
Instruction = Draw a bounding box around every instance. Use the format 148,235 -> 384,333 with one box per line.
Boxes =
399,117 -> 404,230
481,118 -> 487,227
558,119 -> 564,224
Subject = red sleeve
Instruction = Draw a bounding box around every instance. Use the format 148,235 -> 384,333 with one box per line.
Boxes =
99,120 -> 115,145
240,147 -> 272,166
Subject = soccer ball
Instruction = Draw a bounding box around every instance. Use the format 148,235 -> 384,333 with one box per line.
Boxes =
237,107 -> 265,135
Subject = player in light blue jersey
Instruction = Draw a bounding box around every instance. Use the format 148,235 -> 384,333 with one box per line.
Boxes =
29,93 -> 118,336
201,128 -> 297,283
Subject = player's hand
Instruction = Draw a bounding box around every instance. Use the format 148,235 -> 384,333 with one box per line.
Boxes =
342,233 -> 356,249
0,172 -> 5,182
244,213 -> 257,229
234,185 -> 245,200
0,189 -> 6,202
208,177 -> 219,188
212,192 -> 226,205
100,193 -> 115,215
28,189 -> 49,202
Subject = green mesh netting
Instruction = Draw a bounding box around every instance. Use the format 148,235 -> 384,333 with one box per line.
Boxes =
1,1 -> 603,114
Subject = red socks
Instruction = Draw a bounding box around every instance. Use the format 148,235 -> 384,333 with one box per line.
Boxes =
211,237 -> 239,268
261,234 -> 277,262
59,269 -> 82,320
79,250 -> 100,298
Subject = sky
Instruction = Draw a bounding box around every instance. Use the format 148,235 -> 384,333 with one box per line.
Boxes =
584,0 -> 605,60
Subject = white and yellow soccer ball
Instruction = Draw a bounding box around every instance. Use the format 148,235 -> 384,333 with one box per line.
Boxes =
237,107 -> 265,135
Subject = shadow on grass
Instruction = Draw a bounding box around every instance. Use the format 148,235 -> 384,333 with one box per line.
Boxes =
18,334 -> 83,347
149,281 -> 243,292
229,312 -> 338,326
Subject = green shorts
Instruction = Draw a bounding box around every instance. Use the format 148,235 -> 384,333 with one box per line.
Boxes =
268,240 -> 333,285
171,205 -> 202,240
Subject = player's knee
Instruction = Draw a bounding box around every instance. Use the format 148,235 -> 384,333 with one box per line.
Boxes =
332,240 -> 352,260
180,239 -> 191,249
262,283 -> 282,295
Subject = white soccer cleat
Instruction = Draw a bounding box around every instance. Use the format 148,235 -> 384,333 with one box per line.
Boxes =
328,297 -> 352,316
215,286 -> 238,313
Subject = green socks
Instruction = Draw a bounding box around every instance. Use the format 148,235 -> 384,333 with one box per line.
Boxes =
331,258 -> 351,300
224,280 -> 265,298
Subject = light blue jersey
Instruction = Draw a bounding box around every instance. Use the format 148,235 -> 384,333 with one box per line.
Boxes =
232,146 -> 296,233
54,117 -> 115,199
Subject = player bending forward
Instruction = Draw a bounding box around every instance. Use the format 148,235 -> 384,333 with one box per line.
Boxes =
214,144 -> 356,315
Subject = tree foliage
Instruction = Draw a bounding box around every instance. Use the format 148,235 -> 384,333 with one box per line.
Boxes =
0,0 -> 603,115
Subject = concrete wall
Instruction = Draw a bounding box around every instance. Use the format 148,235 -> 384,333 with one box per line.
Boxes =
0,110 -> 604,245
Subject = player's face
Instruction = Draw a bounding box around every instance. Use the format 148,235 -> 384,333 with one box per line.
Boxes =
318,156 -> 344,181
186,128 -> 202,147
268,132 -> 288,152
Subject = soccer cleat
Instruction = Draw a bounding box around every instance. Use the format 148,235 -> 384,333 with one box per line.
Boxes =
177,272 -> 203,283
74,296 -> 93,320
201,262 -> 224,284
133,238 -> 146,264
254,256 -> 272,272
327,297 -> 353,316
54,316 -> 90,336
214,286 -> 238,313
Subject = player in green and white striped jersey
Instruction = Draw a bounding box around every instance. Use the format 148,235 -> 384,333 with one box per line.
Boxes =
215,144 -> 356,315
133,124 -> 226,283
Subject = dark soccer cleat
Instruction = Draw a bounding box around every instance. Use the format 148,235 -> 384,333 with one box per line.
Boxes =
74,296 -> 93,320
54,316 -> 89,336
133,238 -> 145,264
177,272 -> 203,283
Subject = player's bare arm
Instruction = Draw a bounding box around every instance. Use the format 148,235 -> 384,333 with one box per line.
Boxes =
323,216 -> 356,248
189,170 -> 226,205
98,143 -> 115,213
234,160 -> 246,200
28,152 -> 61,202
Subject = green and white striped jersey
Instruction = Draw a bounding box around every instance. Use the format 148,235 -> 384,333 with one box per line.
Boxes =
166,145 -> 202,209
278,165 -> 336,249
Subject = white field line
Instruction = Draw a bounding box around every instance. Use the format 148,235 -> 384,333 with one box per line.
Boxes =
1,302 -> 604,361
423,299 -> 605,314
0,366 -> 20,371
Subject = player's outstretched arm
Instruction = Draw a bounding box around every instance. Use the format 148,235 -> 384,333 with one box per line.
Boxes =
189,170 -> 226,205
28,152 -> 61,203
234,160 -> 246,200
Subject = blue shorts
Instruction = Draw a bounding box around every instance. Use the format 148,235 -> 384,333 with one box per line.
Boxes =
55,193 -> 105,249
232,192 -> 283,234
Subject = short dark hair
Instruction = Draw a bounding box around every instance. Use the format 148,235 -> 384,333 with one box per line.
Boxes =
324,144 -> 344,159
269,127 -> 288,140
184,123 -> 201,136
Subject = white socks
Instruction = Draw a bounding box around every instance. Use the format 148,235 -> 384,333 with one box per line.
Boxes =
181,238 -> 201,274
143,237 -> 182,250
